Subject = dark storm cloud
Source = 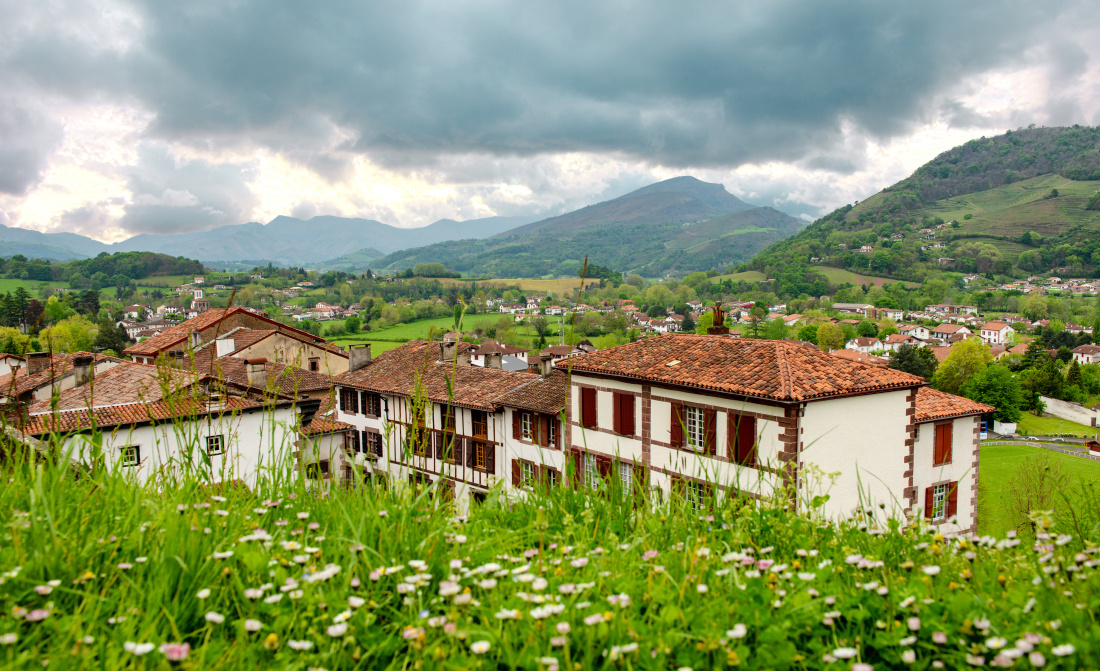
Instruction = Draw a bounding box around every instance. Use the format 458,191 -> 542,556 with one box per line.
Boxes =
116,145 -> 258,235
0,99 -> 63,195
5,0 -> 1090,172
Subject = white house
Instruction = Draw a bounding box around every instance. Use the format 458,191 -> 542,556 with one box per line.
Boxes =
845,337 -> 881,353
469,341 -> 530,372
930,324 -> 971,342
898,324 -> 931,340
979,321 -> 1015,346
1072,344 -> 1100,365
880,334 -> 919,352
564,334 -> 989,534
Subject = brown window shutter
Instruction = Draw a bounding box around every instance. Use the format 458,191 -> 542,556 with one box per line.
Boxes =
622,394 -> 635,436
553,418 -> 561,448
453,436 -> 465,464
947,482 -> 958,517
485,443 -> 496,473
670,402 -> 683,447
612,393 -> 621,434
582,388 -> 597,428
597,455 -> 612,478
512,409 -> 521,440
704,408 -> 717,456
924,487 -> 934,519
358,391 -> 366,415
512,459 -> 522,487
571,450 -> 583,488
465,439 -> 476,468
943,425 -> 953,464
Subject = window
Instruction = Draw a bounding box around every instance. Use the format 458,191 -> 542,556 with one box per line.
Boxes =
309,357 -> 320,372
580,387 -> 597,428
349,431 -> 362,454
439,404 -> 456,433
365,432 -> 383,458
520,461 -> 535,488
613,392 -> 635,436
471,490 -> 488,506
931,483 -> 948,520
728,414 -> 757,466
548,417 -> 557,448
584,453 -> 600,490
472,410 -> 487,438
933,423 -> 953,465
362,392 -> 382,417
120,445 -> 140,467
474,442 -> 487,470
686,481 -> 707,510
619,462 -> 633,491
544,467 -> 559,489
685,406 -> 705,451
206,435 -> 224,456
339,388 -> 357,414
521,412 -> 533,440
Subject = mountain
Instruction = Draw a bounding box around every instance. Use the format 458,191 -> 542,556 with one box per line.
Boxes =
372,176 -> 804,277
1,214 -> 535,266
747,126 -> 1100,280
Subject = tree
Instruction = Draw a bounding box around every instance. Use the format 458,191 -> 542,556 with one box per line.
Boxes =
961,365 -> 1021,422
856,320 -> 878,338
94,316 -> 130,355
40,316 -> 98,353
1000,455 -> 1070,539
931,339 -> 992,395
747,307 -> 767,339
680,312 -> 695,333
816,323 -> 846,351
889,344 -> 939,380
797,324 -> 819,345
344,316 -> 361,335
763,315 -> 789,340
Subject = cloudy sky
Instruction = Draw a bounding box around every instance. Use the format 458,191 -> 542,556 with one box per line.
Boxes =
2,0 -> 1099,242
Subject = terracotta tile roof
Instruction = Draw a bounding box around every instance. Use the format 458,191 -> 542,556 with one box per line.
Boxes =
830,349 -> 886,366
332,341 -> 536,411
22,396 -> 267,436
493,369 -> 568,414
0,352 -> 126,400
300,392 -> 354,435
212,328 -> 277,353
931,324 -> 968,334
1072,345 -> 1100,355
914,387 -> 993,423
981,321 -> 1011,330
123,307 -> 338,358
930,347 -> 953,362
163,350 -> 332,397
884,334 -> 914,344
26,363 -> 202,413
850,337 -> 879,347
564,334 -> 924,403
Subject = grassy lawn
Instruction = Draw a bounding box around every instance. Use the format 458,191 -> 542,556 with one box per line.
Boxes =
0,278 -> 71,294
709,270 -> 766,282
810,266 -> 920,288
978,443 -> 1100,537
1017,412 -> 1100,439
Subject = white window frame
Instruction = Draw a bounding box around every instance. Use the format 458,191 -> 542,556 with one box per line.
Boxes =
685,406 -> 705,451
206,435 -> 225,456
687,481 -> 706,509
521,412 -> 533,441
520,461 -> 535,488
619,462 -> 633,491
120,445 -> 140,467
584,453 -> 600,491
548,417 -> 557,447
932,483 -> 948,521
545,468 -> 558,488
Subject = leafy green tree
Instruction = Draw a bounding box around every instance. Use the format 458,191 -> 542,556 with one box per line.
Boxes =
1020,359 -> 1064,403
344,316 -> 361,334
94,316 -> 130,355
816,323 -> 846,351
856,320 -> 878,338
680,312 -> 695,333
1066,359 -> 1082,388
931,339 -> 992,395
747,307 -> 767,339
694,311 -> 712,335
764,316 -> 789,340
889,344 -> 939,380
961,365 -> 1022,422
797,324 -> 819,345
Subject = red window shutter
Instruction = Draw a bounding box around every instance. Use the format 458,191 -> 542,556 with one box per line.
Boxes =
539,415 -> 549,446
512,459 -> 522,487
622,394 -> 635,436
612,393 -> 622,434
670,402 -> 683,447
581,388 -> 597,428
947,482 -> 958,518
704,408 -> 717,456
924,487 -> 934,519
739,416 -> 757,466
512,409 -> 521,440
943,425 -> 953,464
553,418 -> 561,448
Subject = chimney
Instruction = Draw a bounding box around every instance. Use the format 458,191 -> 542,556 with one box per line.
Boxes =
349,344 -> 372,373
538,354 -> 554,378
440,341 -> 457,362
189,330 -> 202,349
72,355 -> 95,387
215,338 -> 235,358
26,352 -> 50,376
485,352 -> 502,369
246,358 -> 267,388
456,349 -> 471,367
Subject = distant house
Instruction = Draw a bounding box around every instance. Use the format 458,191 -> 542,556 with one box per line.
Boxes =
930,324 -> 971,341
979,321 -> 1015,346
845,337 -> 881,354
1072,345 -> 1100,365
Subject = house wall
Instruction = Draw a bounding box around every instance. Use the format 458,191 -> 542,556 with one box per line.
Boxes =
912,415 -> 981,535
61,405 -> 298,486
799,390 -> 911,522
237,333 -> 347,378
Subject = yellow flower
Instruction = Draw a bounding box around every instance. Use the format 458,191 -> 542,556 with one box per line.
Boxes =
262,633 -> 279,650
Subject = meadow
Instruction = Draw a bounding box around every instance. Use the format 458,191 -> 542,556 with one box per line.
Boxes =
0,441 -> 1096,670
1017,413 -> 1100,440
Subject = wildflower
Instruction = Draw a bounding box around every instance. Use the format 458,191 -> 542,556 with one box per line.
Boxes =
932,632 -> 947,644
570,558 -> 589,568
643,550 -> 658,560
124,642 -> 156,655
1052,645 -> 1075,657
901,649 -> 916,664
907,617 -> 921,631
288,640 -> 314,651
798,572 -> 816,581
697,584 -> 708,594
987,637 -> 1007,649
135,557 -> 147,563
495,609 -> 521,620
550,637 -> 567,647
118,562 -> 133,570
479,579 -> 498,590
196,589 -> 211,599
159,643 -> 190,662
900,636 -> 916,646
922,566 -> 941,576
556,622 -> 571,634
853,665 -> 873,671
245,619 -> 263,632
349,596 -> 365,608
0,634 -> 17,645
205,612 -> 225,624
833,648 -> 857,659
212,551 -> 234,559
34,585 -> 52,595
402,627 -> 424,641
262,633 -> 279,650
439,581 -> 460,597
327,623 -> 348,637
584,613 -> 607,626
25,609 -> 50,622
297,512 -> 309,520
471,640 -> 491,654
727,624 -> 747,639
264,594 -> 283,604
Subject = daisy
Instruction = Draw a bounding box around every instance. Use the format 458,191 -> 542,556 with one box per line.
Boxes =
245,620 -> 263,632
470,640 -> 491,654
327,623 -> 348,637
124,642 -> 155,655
205,612 -> 225,624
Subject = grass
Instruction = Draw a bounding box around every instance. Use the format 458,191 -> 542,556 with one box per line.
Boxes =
2,441 -> 1098,670
439,277 -> 588,295
1017,412 -> 1100,439
709,270 -> 766,283
810,267 -> 920,288
978,443 -> 1100,537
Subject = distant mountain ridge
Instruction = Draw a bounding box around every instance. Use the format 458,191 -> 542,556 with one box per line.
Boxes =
372,176 -> 804,277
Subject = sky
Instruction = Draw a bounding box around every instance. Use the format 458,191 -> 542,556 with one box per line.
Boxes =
2,1 -> 1100,243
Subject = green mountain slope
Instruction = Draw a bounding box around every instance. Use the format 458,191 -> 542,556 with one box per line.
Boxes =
748,126 -> 1100,280
372,177 -> 804,277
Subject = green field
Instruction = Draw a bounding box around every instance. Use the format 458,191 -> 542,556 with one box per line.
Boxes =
1017,412 -> 1100,439
978,443 -> 1100,536
710,270 -> 767,282
811,266 -> 920,288
324,313 -> 577,352
441,277 -> 588,295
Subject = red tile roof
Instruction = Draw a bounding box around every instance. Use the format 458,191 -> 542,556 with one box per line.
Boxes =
333,341 -> 538,411
0,352 -> 126,400
914,387 -> 993,422
123,307 -> 334,357
22,396 -> 266,435
26,363 -> 202,413
830,349 -> 886,366
300,392 -> 354,436
493,369 -> 568,414
981,321 -> 1011,330
564,334 -> 924,403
